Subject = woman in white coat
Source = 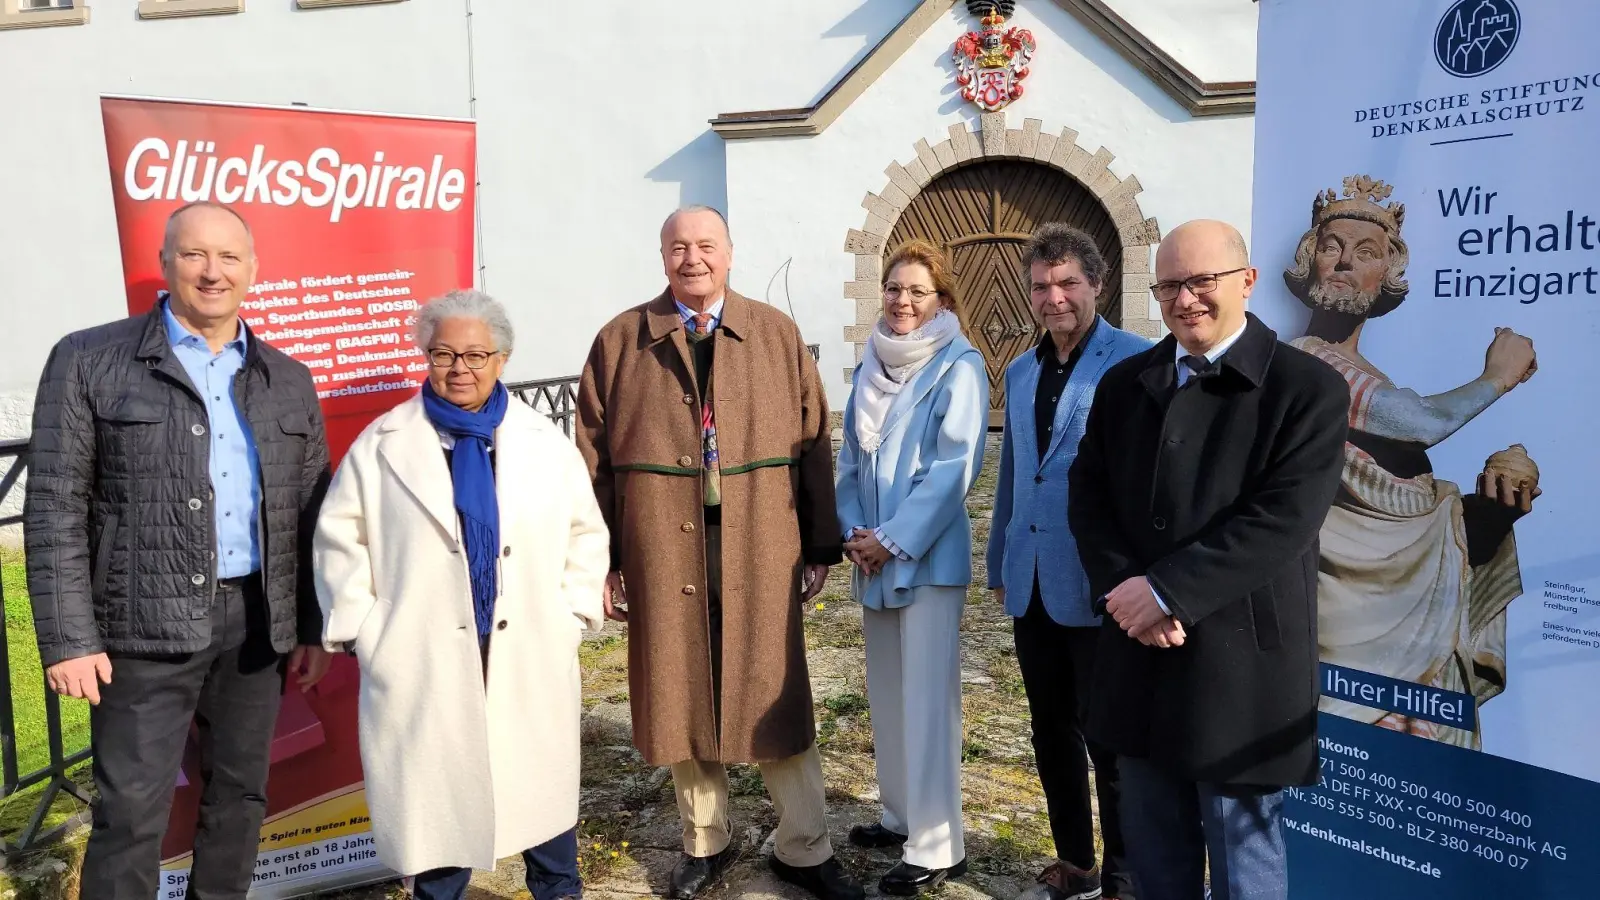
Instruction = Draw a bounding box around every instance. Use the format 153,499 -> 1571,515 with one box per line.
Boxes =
835,239 -> 988,896
314,289 -> 609,900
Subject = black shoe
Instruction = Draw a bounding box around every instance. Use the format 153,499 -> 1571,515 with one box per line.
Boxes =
877,859 -> 968,896
848,822 -> 909,849
667,842 -> 740,899
769,854 -> 866,900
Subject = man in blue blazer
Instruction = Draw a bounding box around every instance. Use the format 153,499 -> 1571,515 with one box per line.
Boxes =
986,224 -> 1152,900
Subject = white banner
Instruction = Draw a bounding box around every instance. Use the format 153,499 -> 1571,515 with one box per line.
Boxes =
1251,1 -> 1600,894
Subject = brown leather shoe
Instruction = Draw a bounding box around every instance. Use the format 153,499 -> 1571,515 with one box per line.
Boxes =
1033,861 -> 1103,900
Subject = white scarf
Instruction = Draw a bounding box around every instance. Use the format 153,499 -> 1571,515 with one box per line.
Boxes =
853,309 -> 962,453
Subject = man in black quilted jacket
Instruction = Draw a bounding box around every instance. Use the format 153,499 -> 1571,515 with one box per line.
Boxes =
23,201 -> 334,899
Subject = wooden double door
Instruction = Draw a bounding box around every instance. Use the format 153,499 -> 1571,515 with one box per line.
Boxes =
885,160 -> 1123,427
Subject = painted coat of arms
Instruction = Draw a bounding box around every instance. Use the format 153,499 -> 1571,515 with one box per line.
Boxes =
953,0 -> 1036,112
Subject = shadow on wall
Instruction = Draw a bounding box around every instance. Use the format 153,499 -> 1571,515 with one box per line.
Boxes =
1026,1 -> 1194,126
646,131 -> 730,212
818,0 -> 930,107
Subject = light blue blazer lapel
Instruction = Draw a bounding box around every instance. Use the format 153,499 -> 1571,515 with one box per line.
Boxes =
876,338 -> 964,443
1010,355 -> 1042,466
1040,319 -> 1117,468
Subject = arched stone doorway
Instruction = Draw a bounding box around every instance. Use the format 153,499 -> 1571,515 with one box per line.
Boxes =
841,112 -> 1161,427
886,159 -> 1123,426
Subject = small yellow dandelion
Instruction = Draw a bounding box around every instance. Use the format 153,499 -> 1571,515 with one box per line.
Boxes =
592,843 -> 602,850
815,602 -> 827,610
611,851 -> 620,858
621,842 -> 630,849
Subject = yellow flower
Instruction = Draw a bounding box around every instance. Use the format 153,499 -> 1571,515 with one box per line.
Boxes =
621,842 -> 630,849
611,851 -> 620,858
815,602 -> 826,610
592,843 -> 601,850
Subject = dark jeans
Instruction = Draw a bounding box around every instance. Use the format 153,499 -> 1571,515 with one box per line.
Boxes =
1012,582 -> 1131,892
1117,756 -> 1287,900
411,826 -> 582,900
82,575 -> 284,900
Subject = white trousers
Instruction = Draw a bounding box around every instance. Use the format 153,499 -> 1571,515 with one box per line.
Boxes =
862,584 -> 967,869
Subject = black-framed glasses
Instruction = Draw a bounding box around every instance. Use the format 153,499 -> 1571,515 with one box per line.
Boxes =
427,348 -> 501,370
1151,268 -> 1248,303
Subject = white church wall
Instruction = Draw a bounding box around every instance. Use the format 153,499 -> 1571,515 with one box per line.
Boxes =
0,0 -> 909,477
725,1 -> 1257,408
0,0 -> 471,446
0,0 -> 1258,453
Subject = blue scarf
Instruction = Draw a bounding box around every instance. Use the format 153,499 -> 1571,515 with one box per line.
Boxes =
421,380 -> 508,636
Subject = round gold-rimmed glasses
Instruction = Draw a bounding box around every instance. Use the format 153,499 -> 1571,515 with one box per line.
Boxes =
883,283 -> 938,301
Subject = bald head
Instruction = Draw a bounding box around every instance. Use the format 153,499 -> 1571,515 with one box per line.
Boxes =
1158,219 -> 1249,271
1154,219 -> 1256,355
160,202 -> 259,339
161,202 -> 254,265
660,205 -> 731,246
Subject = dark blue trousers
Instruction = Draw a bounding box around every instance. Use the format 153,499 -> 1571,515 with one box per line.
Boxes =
411,825 -> 581,900
1117,756 -> 1287,900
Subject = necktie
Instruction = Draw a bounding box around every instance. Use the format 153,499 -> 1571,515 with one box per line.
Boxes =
1180,354 -> 1220,385
688,313 -> 720,505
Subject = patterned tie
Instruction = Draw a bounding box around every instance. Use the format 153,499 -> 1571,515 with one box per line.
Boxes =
1180,354 -> 1220,385
689,313 -> 720,506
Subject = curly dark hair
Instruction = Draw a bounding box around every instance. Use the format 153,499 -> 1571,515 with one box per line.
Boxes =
1023,223 -> 1108,290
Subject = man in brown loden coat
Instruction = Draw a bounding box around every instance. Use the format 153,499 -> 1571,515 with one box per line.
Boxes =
576,206 -> 863,900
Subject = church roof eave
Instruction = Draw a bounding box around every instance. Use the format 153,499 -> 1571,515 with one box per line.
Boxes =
711,0 -> 1256,141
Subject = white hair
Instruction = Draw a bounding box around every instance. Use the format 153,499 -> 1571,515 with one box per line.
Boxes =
661,204 -> 732,245
413,289 -> 515,355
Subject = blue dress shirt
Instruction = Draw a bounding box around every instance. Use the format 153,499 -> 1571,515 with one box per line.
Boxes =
163,300 -> 262,578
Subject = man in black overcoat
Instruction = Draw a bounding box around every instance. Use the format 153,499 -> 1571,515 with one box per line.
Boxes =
1066,220 -> 1349,900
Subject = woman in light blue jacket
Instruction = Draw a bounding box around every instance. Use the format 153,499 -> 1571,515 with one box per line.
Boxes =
836,239 -> 988,896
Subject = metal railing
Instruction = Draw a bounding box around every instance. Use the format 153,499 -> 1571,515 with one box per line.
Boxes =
0,438 -> 94,853
507,375 -> 580,437
0,376 -> 584,853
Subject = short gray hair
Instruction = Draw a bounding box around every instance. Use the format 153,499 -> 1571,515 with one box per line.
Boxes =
661,204 -> 732,245
414,289 -> 515,356
161,201 -> 255,263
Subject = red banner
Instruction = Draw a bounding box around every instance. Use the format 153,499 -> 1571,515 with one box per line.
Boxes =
100,95 -> 476,898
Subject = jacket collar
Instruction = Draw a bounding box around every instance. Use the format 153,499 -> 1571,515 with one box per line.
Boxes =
377,392 -> 531,541
134,293 -> 273,383
646,288 -> 750,343
1138,312 -> 1275,400
1038,318 -> 1116,465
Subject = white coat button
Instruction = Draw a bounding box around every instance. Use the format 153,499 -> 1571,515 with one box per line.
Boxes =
679,455 -> 694,467
192,574 -> 206,586
192,424 -> 206,436
188,498 -> 203,510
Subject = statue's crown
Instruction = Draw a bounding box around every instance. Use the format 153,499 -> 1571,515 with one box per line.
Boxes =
1313,175 -> 1405,233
